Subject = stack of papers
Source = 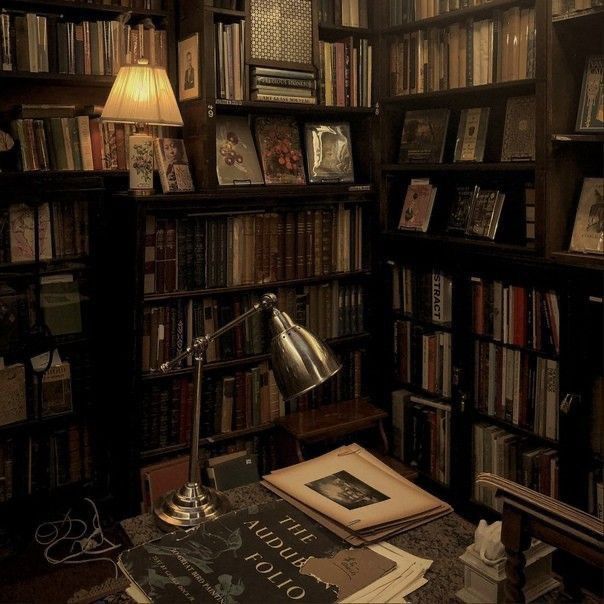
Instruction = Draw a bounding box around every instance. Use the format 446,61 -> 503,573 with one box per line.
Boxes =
342,542 -> 433,604
262,443 -> 451,544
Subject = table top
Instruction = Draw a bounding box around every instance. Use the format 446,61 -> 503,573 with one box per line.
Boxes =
121,482 -> 476,604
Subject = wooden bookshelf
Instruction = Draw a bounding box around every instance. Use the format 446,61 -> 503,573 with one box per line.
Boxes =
0,0 -> 168,18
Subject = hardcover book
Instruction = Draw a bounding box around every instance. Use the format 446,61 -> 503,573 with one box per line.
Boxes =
154,138 -> 195,193
216,116 -> 264,185
0,364 -> 27,427
118,498 -> 393,603
398,109 -> 450,163
454,107 -> 490,162
466,189 -> 505,239
38,362 -> 73,417
9,202 -> 52,262
575,55 -> 604,133
500,96 -> 536,162
254,117 -> 307,185
398,179 -> 437,232
304,123 -> 354,184
447,185 -> 479,233
569,177 -> 604,254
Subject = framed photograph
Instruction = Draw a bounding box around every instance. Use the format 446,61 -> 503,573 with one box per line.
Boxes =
154,138 -> 195,193
304,123 -> 354,184
454,107 -> 490,162
178,34 -> 200,101
569,177 -> 604,254
399,108 -> 450,163
575,55 -> 604,133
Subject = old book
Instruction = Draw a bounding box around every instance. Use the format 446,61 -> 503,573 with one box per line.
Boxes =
254,116 -> 307,185
397,179 -> 437,232
154,138 -> 194,193
207,452 -> 260,491
569,177 -> 604,254
216,116 -> 264,185
38,362 -> 73,418
119,497 -> 395,603
9,202 -> 52,262
454,107 -> 489,162
140,455 -> 189,514
399,108 -> 450,163
39,274 -> 82,336
304,123 -> 354,184
447,185 -> 479,233
500,95 -> 535,161
0,364 -> 27,427
575,55 -> 604,133
466,189 -> 505,239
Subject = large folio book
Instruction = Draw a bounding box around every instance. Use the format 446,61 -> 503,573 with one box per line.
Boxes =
118,498 -> 395,603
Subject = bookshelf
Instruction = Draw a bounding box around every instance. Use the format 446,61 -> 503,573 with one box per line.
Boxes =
376,0 -> 603,520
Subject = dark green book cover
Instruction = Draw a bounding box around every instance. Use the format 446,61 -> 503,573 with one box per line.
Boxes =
119,499 -> 345,603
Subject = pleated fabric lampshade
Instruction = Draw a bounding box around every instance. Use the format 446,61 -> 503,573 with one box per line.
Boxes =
101,60 -> 183,194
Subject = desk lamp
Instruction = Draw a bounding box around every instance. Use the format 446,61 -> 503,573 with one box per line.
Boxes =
154,293 -> 341,530
101,60 -> 183,195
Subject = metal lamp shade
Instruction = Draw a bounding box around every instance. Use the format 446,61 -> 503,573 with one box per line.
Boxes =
269,311 -> 341,400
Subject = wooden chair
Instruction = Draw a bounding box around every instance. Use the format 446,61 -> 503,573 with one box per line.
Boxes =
476,473 -> 604,604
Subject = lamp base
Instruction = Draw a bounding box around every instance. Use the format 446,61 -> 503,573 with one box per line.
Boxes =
153,482 -> 232,531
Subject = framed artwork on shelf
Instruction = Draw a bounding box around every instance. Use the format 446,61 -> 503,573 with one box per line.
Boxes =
154,139 -> 195,193
575,55 -> 604,133
569,177 -> 604,255
178,34 -> 200,102
398,109 -> 450,164
304,123 -> 354,184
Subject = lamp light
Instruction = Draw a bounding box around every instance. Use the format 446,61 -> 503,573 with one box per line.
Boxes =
101,60 -> 183,195
154,293 -> 341,530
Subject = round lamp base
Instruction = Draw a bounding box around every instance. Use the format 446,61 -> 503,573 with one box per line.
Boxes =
154,482 -> 232,531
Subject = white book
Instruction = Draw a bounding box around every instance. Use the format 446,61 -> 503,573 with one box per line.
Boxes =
26,13 -> 39,72
36,16 -> 48,72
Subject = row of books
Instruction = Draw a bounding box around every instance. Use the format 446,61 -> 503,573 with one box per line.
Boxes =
0,14 -> 167,75
215,21 -> 245,101
552,0 -> 604,17
404,396 -> 451,485
11,106 -> 175,172
144,206 -> 365,295
389,7 -> 536,95
474,342 -> 560,441
318,0 -> 370,27
471,277 -> 560,355
0,423 -> 93,502
80,0 -> 163,8
276,282 -> 365,341
391,265 -> 453,325
394,320 -> 452,398
250,67 -> 318,105
140,350 -> 366,451
389,0 -> 518,25
473,423 -> 559,510
320,38 -> 373,108
0,202 -> 89,264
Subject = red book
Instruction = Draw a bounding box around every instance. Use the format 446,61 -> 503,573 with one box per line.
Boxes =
335,42 -> 346,106
89,118 -> 103,171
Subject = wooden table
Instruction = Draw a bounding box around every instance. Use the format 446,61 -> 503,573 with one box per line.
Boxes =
274,398 -> 390,463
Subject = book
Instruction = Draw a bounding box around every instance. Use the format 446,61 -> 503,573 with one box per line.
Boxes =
215,116 -> 264,185
206,452 -> 260,491
9,203 -> 52,262
118,498 -> 395,603
254,117 -> 307,185
154,138 -> 195,193
466,190 -> 505,239
140,455 -> 189,514
39,274 -> 82,336
398,109 -> 450,163
304,123 -> 354,184
575,55 -> 604,133
500,96 -> 536,161
38,362 -> 73,418
397,179 -> 437,232
569,177 -> 604,254
454,107 -> 489,162
447,185 -> 479,233
0,364 -> 27,427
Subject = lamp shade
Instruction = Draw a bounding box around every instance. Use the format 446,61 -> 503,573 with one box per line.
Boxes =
268,310 -> 341,401
101,61 -> 183,127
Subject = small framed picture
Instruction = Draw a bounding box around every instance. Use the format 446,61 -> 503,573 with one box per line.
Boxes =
178,33 -> 200,101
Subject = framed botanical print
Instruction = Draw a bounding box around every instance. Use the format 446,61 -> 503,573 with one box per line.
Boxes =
178,33 -> 200,101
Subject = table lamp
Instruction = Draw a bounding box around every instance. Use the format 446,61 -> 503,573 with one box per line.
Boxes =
101,60 -> 183,195
154,293 -> 342,530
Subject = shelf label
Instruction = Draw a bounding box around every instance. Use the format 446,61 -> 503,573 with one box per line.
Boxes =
348,185 -> 371,192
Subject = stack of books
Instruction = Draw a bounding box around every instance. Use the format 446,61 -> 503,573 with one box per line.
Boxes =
250,67 -> 317,104
215,20 -> 245,100
262,443 -> 451,544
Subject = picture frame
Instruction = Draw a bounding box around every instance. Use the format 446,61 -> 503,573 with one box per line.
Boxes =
575,55 -> 604,133
304,123 -> 354,184
178,33 -> 200,102
569,177 -> 604,254
398,108 -> 450,164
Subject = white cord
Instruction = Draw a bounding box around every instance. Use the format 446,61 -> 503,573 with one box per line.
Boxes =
35,498 -> 121,578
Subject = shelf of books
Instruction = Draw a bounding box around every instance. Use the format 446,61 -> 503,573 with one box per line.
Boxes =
0,178 -> 102,525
